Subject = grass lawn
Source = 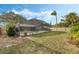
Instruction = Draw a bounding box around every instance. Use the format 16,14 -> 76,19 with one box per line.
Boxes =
0,31 -> 78,54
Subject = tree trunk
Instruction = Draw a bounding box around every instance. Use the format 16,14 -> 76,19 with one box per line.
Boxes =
56,15 -> 57,27
55,15 -> 57,30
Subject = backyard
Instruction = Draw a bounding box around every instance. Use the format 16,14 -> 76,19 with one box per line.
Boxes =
0,31 -> 78,54
0,4 -> 79,54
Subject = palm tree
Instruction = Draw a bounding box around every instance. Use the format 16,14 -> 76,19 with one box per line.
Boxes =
51,10 -> 57,27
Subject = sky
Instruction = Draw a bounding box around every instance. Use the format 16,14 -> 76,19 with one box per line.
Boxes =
0,4 -> 79,24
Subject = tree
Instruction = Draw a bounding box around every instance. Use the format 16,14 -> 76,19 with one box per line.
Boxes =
51,10 -> 57,27
63,12 -> 79,27
63,12 -> 79,40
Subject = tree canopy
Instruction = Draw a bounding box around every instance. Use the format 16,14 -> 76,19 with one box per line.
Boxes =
61,12 -> 79,27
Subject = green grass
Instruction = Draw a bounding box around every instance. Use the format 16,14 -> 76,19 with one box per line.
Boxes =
0,31 -> 78,54
33,31 -> 66,37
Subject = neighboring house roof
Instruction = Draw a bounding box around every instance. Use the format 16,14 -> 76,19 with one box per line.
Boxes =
0,22 -> 8,27
0,19 -> 8,27
0,19 -> 7,22
16,23 -> 38,28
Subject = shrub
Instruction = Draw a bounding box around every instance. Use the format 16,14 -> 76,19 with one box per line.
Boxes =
68,23 -> 79,48
70,25 -> 79,34
69,24 -> 79,40
6,23 -> 16,36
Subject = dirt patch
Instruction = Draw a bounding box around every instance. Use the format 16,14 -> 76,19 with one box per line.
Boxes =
0,35 -> 32,48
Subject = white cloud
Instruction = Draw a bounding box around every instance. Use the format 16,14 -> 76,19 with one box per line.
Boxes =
12,8 -> 56,24
12,9 -> 20,14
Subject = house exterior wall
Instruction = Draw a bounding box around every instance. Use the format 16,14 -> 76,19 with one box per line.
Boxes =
20,26 -> 40,31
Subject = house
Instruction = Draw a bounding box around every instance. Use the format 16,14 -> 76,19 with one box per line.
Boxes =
16,18 -> 50,31
16,23 -> 41,31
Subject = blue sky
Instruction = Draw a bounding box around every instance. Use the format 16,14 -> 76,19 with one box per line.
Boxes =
0,4 -> 79,24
